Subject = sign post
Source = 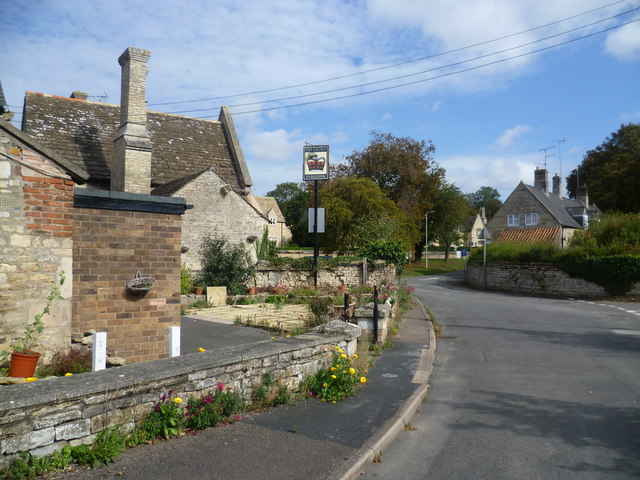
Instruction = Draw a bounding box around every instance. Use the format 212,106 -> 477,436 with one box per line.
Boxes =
303,145 -> 329,286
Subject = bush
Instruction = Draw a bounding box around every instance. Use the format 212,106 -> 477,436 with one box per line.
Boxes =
569,212 -> 640,255
198,233 -> 255,295
308,347 -> 366,403
185,383 -> 245,430
36,347 -> 91,377
468,241 -> 561,263
255,226 -> 278,261
359,240 -> 407,274
180,264 -> 194,295
306,296 -> 333,327
557,254 -> 640,296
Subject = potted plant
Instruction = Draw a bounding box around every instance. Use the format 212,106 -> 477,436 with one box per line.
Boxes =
1,271 -> 64,378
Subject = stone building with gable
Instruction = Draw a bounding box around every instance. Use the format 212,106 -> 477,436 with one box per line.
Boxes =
254,196 -> 293,247
21,48 -> 268,271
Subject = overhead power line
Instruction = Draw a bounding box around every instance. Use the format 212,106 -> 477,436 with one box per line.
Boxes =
149,0 -> 631,107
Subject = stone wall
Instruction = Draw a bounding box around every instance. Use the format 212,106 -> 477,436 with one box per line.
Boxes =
466,261 -> 640,298
0,333 -> 347,469
174,169 -> 267,270
73,190 -> 187,363
0,140 -> 73,361
252,260 -> 398,289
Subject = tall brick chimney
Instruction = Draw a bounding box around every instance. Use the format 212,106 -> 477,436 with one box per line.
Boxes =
576,186 -> 589,207
534,167 -> 549,194
111,47 -> 152,194
552,173 -> 561,197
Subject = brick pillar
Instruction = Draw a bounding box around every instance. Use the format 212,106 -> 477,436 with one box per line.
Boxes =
111,47 -> 152,194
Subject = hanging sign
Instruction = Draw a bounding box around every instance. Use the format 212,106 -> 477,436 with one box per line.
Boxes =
303,145 -> 329,181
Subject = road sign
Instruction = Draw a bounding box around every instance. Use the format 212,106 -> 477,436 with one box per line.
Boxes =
461,248 -> 467,257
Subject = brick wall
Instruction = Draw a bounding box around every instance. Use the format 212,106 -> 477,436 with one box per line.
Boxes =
73,191 -> 186,363
466,261 -> 640,298
0,138 -> 73,360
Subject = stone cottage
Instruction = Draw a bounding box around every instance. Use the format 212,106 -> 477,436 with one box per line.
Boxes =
487,167 -> 601,248
255,196 -> 293,247
21,47 -> 268,271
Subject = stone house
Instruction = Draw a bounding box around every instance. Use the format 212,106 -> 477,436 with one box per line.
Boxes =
487,167 -> 601,248
255,196 -> 293,247
461,211 -> 487,248
21,47 -> 268,271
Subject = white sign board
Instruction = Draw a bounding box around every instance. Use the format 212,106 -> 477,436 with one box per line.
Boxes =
308,208 -> 325,233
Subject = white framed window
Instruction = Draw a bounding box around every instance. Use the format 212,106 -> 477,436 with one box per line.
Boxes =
507,214 -> 520,226
525,213 -> 538,226
269,217 -> 277,225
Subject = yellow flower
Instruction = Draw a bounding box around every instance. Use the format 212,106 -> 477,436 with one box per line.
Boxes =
360,377 -> 367,383
335,346 -> 341,351
349,367 -> 356,375
323,383 -> 328,387
173,397 -> 183,404
24,377 -> 37,382
64,373 -> 73,376
332,400 -> 336,404
321,398 -> 326,402
198,347 -> 206,352
271,337 -> 276,340
331,374 -> 337,379
330,367 -> 336,371
286,334 -> 290,338
340,354 -> 347,359
353,354 -> 358,359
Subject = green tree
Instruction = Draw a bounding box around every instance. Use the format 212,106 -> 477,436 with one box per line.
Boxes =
465,186 -> 502,219
336,131 -> 444,258
431,183 -> 474,260
318,177 -> 416,254
566,123 -> 640,212
198,233 -> 255,295
266,182 -> 312,246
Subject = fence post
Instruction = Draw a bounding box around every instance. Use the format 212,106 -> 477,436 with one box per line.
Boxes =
169,326 -> 181,357
92,332 -> 107,372
373,286 -> 379,343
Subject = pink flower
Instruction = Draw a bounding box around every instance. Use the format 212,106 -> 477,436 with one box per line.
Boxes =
217,382 -> 225,391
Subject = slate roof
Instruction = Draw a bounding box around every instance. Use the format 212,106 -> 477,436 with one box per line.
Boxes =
518,182 -> 600,228
21,92 -> 247,192
496,226 -> 561,245
255,196 -> 286,223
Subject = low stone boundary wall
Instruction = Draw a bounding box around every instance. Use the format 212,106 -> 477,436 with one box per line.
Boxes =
254,260 -> 397,289
466,262 -> 640,298
0,333 -> 349,468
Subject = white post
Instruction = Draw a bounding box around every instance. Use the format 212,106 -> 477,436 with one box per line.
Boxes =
92,332 -> 107,372
169,326 -> 181,357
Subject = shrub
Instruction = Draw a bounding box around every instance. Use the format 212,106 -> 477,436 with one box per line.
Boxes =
180,264 -> 194,295
306,296 -> 333,327
255,226 -> 278,261
359,240 -> 407,275
185,383 -> 245,431
557,254 -> 640,296
198,233 -> 255,295
569,212 -> 640,255
36,347 -> 91,377
468,241 -> 561,263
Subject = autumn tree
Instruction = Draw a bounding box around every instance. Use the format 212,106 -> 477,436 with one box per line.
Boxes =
566,123 -> 640,213
465,186 -> 502,219
317,177 -> 417,254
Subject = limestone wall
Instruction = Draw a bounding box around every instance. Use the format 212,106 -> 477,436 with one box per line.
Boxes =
466,261 -> 640,298
0,333 -> 347,469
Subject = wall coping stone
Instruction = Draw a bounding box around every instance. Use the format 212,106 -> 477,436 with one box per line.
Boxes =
74,188 -> 191,214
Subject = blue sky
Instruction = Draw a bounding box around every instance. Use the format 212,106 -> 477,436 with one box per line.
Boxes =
1,0 -> 639,199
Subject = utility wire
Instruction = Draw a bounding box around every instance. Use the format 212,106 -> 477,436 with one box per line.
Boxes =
164,6 -> 639,115
223,17 -> 640,117
149,0 -> 631,107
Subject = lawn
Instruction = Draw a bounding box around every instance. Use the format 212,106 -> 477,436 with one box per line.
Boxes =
402,258 -> 466,277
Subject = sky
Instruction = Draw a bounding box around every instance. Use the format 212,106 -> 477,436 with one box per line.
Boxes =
1,0 -> 639,200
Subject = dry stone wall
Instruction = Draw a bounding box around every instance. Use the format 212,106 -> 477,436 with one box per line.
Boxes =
0,333 -> 347,469
466,261 -> 640,298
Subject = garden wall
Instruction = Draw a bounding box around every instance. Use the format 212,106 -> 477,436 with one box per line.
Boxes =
253,260 -> 397,289
0,333 -> 348,469
466,262 -> 640,298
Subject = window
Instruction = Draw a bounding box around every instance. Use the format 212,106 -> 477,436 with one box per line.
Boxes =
525,213 -> 538,226
507,214 -> 520,226
269,217 -> 277,225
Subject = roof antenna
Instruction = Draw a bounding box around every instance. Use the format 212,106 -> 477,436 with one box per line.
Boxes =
538,145 -> 556,170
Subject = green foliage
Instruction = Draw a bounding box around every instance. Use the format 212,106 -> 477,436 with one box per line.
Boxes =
141,391 -> 185,440
566,123 -> 640,212
198,232 -> 255,295
251,372 -> 290,408
431,183 -> 474,260
3,448 -> 73,480
266,182 -> 311,246
359,240 -> 407,275
185,383 -> 245,431
557,254 -> 640,296
465,186 -> 502,219
36,347 -> 91,377
180,264 -> 194,295
309,348 -> 366,403
467,241 -> 561,263
70,426 -> 126,468
306,296 -> 333,327
568,212 -> 640,255
1,271 -> 65,364
255,226 -> 277,261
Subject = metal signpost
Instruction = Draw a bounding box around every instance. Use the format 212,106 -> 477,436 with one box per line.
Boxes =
303,145 -> 329,286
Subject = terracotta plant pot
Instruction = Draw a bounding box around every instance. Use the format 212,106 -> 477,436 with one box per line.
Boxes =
194,287 -> 204,295
9,351 -> 41,378
248,287 -> 256,295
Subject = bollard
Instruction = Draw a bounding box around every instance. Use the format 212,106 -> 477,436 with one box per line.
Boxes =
169,326 -> 181,357
373,286 -> 379,343
92,332 -> 107,372
342,293 -> 350,321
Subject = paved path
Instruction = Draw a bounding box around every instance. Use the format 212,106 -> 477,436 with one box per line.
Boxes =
361,272 -> 640,479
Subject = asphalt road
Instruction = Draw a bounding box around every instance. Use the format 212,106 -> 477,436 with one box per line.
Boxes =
361,271 -> 640,479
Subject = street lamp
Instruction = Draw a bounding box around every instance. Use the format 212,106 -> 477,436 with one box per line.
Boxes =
425,210 -> 434,269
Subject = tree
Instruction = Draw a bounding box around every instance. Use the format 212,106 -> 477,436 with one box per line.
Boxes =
317,177 -> 416,254
465,186 -> 502,219
198,233 -> 254,295
266,182 -> 311,246
566,123 -> 640,213
431,183 -> 474,261
336,131 -> 444,258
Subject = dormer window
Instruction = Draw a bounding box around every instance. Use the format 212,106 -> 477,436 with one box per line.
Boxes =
507,214 -> 520,226
269,217 -> 277,225
525,213 -> 538,226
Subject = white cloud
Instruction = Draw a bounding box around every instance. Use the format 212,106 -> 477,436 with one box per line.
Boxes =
619,110 -> 640,122
495,124 -> 532,149
605,22 -> 640,61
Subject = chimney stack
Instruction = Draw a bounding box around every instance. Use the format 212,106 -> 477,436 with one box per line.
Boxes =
552,173 -> 561,197
534,167 -> 549,194
111,47 -> 152,194
70,91 -> 88,100
576,186 -> 589,207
